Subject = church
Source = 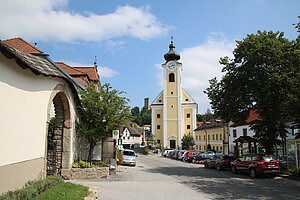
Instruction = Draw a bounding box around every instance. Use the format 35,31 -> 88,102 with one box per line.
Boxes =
150,41 -> 198,149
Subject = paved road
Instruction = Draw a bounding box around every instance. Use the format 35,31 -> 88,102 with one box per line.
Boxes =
71,153 -> 300,200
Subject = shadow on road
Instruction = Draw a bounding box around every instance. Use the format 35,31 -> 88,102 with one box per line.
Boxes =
142,166 -> 300,200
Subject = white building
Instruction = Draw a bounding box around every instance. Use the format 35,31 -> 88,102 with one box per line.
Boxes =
0,40 -> 82,194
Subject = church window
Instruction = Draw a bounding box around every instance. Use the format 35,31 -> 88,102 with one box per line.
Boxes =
185,99 -> 189,101
157,125 -> 160,129
171,105 -> 174,108
157,114 -> 160,118
171,92 -> 173,95
187,125 -> 190,129
187,113 -> 190,118
159,100 -> 162,102
157,139 -> 161,144
169,73 -> 175,82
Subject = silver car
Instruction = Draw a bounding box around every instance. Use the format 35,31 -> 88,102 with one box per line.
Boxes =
122,149 -> 137,166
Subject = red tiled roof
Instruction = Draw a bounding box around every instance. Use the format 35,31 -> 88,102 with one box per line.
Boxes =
3,37 -> 43,54
56,62 -> 85,76
246,109 -> 261,123
74,67 -> 99,81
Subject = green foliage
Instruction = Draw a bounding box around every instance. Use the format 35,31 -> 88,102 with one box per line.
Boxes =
131,106 -> 151,126
72,160 -> 92,168
76,82 -> 132,161
181,134 -> 195,150
289,168 -> 300,177
197,109 -> 215,122
32,182 -> 88,200
0,176 -> 63,200
205,30 -> 300,153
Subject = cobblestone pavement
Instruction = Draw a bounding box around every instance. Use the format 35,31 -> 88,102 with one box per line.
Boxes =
70,153 -> 300,200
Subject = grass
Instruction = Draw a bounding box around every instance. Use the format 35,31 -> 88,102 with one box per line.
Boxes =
32,182 -> 89,200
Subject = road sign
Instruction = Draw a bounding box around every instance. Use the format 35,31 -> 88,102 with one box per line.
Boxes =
118,139 -> 122,145
112,130 -> 119,139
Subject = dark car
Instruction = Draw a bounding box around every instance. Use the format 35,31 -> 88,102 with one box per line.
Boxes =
231,154 -> 280,178
204,155 -> 235,170
191,155 -> 210,164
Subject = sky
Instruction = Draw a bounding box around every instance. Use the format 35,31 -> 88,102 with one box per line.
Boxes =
0,0 -> 299,114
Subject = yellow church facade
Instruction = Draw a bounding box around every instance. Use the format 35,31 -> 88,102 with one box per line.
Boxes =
151,41 -> 198,149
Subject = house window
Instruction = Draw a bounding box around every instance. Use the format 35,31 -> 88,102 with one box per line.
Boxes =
216,134 -> 218,140
199,135 -> 201,140
204,135 -> 206,140
243,128 -> 247,136
128,136 -> 130,140
157,139 -> 161,144
216,146 -> 219,151
157,125 -> 160,129
196,136 -> 198,140
208,135 -> 210,140
187,125 -> 191,129
220,134 -> 222,140
157,114 -> 160,118
169,73 -> 175,82
187,113 -> 190,118
200,145 -> 201,150
233,129 -> 237,137
212,134 -> 215,140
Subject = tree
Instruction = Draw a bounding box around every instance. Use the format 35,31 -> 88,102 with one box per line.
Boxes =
196,109 -> 215,122
205,31 -> 300,154
181,134 -> 195,150
76,83 -> 131,162
130,106 -> 151,126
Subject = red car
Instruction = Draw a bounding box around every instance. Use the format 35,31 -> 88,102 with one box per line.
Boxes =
183,151 -> 200,162
231,154 -> 280,178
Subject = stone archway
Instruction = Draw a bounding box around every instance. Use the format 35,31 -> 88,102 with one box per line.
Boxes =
46,85 -> 72,176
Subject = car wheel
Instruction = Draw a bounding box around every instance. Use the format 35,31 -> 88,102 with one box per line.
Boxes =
250,168 -> 257,178
216,164 -> 222,171
192,159 -> 196,164
232,166 -> 237,174
204,162 -> 208,168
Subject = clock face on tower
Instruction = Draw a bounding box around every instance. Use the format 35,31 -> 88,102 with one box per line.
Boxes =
167,61 -> 176,71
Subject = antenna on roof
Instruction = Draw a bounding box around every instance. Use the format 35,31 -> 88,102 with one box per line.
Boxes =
94,56 -> 97,68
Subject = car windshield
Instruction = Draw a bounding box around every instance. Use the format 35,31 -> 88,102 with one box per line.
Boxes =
123,151 -> 135,156
260,155 -> 276,161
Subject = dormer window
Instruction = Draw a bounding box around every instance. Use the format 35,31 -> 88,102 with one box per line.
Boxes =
169,73 -> 175,82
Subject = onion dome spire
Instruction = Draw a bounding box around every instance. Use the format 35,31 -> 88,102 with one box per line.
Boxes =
164,37 -> 180,62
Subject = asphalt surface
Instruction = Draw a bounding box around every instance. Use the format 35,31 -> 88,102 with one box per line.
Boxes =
70,153 -> 300,200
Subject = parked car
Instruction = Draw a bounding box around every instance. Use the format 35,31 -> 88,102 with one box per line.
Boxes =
177,150 -> 188,160
231,154 -> 280,178
122,149 -> 137,166
204,155 -> 235,170
183,151 -> 200,162
162,148 -> 174,157
167,149 -> 177,158
189,154 -> 210,164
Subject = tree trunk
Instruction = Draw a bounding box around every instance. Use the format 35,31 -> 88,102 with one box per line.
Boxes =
88,142 -> 95,162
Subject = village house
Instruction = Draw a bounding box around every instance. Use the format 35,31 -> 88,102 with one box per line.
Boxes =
0,39 -> 83,194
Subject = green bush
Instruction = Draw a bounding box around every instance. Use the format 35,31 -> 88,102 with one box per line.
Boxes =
288,168 -> 300,176
0,176 -> 63,200
72,160 -> 92,168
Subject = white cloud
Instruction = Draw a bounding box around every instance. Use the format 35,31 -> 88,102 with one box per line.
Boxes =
181,33 -> 235,113
0,0 -> 171,42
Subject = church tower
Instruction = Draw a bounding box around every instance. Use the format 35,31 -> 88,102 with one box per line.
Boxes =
151,40 -> 198,149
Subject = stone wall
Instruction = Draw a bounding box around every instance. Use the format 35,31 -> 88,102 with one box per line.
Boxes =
61,167 -> 109,180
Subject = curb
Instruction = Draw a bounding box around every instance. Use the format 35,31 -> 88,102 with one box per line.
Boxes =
83,184 -> 99,200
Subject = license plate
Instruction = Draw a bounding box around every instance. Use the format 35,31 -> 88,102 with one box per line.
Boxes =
268,165 -> 275,167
